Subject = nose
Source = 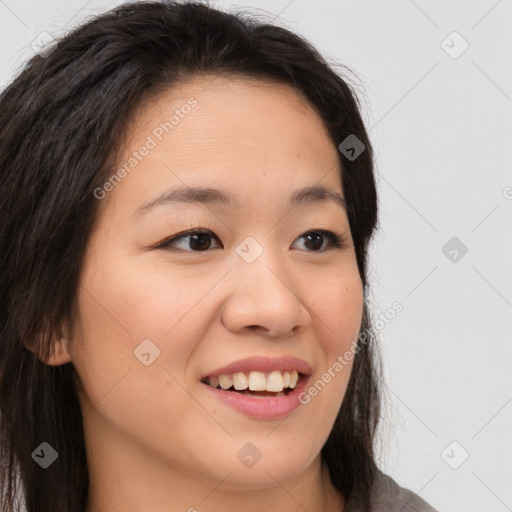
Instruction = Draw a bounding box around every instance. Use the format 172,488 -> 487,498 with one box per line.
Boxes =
220,251 -> 312,337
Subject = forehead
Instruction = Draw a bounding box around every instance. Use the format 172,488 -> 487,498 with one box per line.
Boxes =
101,74 -> 343,216
121,73 -> 336,162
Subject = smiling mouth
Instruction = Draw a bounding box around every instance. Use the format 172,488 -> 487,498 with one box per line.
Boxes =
200,370 -> 305,398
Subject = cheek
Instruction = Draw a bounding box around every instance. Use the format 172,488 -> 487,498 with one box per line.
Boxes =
70,281 -> 202,445
298,276 -> 362,429
307,271 -> 364,350
79,248 -> 220,342
71,252 -> 220,400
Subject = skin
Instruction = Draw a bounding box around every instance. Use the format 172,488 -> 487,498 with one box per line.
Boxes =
45,74 -> 364,512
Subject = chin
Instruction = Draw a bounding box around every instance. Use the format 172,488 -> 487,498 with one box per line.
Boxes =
209,443 -> 316,490
220,462 -> 307,490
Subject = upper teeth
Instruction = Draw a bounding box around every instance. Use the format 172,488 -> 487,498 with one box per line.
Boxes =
207,370 -> 300,392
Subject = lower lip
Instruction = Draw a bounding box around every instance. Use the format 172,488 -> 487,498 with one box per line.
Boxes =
201,376 -> 310,420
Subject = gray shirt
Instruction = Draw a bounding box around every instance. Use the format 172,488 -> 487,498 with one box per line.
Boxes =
345,471 -> 438,511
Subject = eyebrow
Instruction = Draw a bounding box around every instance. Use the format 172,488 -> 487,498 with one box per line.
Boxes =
133,183 -> 346,217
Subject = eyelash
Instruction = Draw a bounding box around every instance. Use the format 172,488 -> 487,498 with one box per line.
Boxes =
154,228 -> 345,253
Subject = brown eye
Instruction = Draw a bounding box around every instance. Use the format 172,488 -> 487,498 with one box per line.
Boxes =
292,230 -> 344,252
156,229 -> 222,252
155,228 -> 344,253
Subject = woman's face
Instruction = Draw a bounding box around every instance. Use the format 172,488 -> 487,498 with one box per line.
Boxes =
59,75 -> 364,492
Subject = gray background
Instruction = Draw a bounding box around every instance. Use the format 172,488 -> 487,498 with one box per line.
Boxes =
1,1 -> 511,511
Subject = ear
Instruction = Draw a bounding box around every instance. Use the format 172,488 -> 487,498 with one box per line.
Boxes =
43,336 -> 72,366
24,323 -> 73,366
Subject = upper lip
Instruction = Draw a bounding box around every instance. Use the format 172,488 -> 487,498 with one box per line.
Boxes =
201,356 -> 313,379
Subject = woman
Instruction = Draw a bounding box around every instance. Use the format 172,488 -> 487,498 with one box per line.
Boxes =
0,1 -> 438,511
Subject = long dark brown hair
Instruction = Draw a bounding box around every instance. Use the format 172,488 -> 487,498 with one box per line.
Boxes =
0,1 -> 382,511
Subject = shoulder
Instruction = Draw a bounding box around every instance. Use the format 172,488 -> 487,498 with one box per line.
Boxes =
369,471 -> 438,511
345,471 -> 439,512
